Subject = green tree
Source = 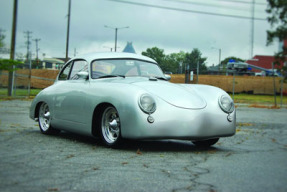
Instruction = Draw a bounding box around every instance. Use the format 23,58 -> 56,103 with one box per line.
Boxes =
221,57 -> 245,66
184,48 -> 207,74
0,59 -> 22,72
142,47 -> 165,69
164,51 -> 186,74
0,32 -> 22,72
266,0 -> 287,71
142,47 -> 207,74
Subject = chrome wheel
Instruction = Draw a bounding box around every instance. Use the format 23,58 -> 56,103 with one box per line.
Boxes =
39,102 -> 51,132
101,106 -> 121,146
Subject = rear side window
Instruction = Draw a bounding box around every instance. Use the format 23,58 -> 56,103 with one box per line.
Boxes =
69,60 -> 88,80
58,60 -> 88,80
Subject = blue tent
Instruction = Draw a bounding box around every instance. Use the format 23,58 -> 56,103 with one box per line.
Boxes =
123,42 -> 136,53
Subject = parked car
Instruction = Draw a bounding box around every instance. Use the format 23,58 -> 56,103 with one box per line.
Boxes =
30,52 -> 236,147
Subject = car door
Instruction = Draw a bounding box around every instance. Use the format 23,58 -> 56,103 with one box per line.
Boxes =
53,60 -> 90,133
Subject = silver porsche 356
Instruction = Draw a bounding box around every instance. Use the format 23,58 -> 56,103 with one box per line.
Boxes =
30,52 -> 236,147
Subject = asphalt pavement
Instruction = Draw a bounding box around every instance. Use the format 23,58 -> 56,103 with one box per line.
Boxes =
0,100 -> 286,192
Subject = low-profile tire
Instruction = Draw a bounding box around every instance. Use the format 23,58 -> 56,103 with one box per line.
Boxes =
38,102 -> 60,135
192,138 -> 219,147
100,105 -> 122,147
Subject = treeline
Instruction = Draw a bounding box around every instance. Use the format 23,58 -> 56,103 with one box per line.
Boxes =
142,47 -> 207,74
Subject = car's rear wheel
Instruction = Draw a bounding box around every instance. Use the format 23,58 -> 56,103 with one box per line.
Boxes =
100,106 -> 122,147
192,138 -> 219,147
38,102 -> 59,134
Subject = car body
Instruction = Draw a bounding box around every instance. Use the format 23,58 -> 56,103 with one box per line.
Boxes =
30,52 -> 236,147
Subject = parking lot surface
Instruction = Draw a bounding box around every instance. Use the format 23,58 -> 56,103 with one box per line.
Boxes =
0,100 -> 287,192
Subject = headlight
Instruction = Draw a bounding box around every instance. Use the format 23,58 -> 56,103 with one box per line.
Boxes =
139,94 -> 156,114
218,95 -> 234,113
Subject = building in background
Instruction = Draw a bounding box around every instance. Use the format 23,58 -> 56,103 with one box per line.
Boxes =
245,39 -> 286,76
246,55 -> 284,73
42,58 -> 65,70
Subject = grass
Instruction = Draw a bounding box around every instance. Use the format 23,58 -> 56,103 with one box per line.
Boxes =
231,93 -> 287,105
0,88 -> 42,100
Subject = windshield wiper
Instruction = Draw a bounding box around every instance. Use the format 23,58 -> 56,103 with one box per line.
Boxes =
98,75 -> 125,79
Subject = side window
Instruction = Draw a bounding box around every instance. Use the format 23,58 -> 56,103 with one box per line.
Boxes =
69,60 -> 88,80
58,62 -> 72,80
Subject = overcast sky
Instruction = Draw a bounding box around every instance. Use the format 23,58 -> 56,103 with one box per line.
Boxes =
0,0 -> 279,66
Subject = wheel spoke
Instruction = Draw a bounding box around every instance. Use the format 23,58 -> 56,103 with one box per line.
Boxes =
112,129 -> 119,138
109,126 -> 119,135
44,111 -> 50,119
101,106 -> 121,145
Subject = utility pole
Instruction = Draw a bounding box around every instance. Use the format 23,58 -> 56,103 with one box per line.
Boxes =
196,60 -> 199,84
24,31 -> 32,62
74,48 -> 78,57
65,0 -> 71,62
0,29 -> 10,54
8,0 -> 18,96
24,31 -> 32,97
115,28 -> 118,52
104,25 -> 129,52
250,0 -> 255,58
272,62 -> 277,107
211,47 -> 221,74
33,38 -> 40,63
0,29 -> 5,48
218,48 -> 221,73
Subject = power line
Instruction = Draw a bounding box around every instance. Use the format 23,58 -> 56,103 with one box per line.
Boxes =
108,0 -> 266,21
165,0 -> 244,11
214,0 -> 267,5
165,0 -> 266,13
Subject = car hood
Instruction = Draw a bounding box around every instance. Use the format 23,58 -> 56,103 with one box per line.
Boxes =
95,77 -> 207,109
116,78 -> 206,109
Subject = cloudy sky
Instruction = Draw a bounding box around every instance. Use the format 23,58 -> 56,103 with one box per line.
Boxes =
0,0 -> 279,66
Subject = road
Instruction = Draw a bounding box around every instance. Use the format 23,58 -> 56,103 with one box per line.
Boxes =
0,100 -> 286,192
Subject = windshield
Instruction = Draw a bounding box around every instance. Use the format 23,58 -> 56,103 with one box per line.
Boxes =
91,59 -> 165,79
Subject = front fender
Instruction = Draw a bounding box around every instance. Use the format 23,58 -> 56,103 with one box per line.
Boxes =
29,87 -> 54,120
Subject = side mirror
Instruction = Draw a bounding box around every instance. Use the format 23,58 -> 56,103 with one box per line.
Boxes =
77,71 -> 89,80
165,74 -> 171,81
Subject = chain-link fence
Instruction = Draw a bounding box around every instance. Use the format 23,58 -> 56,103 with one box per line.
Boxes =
0,65 -> 57,97
1,68 -> 287,106
1,63 -> 31,97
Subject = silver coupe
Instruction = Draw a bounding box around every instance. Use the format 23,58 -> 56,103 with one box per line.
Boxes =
30,52 -> 236,147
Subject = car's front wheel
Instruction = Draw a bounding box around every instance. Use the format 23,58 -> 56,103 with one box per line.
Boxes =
100,106 -> 122,147
38,102 -> 59,134
192,138 -> 219,147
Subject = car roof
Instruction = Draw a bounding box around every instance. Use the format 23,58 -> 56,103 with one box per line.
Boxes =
70,52 -> 157,64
